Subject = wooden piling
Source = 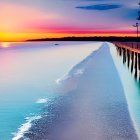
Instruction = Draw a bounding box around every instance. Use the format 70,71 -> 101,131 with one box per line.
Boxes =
114,42 -> 140,81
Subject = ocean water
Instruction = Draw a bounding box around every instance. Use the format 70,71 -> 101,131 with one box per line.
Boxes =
1,41 -> 140,140
0,41 -> 101,140
21,43 -> 138,140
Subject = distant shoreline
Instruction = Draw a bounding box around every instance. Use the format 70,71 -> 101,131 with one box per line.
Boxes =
27,37 -> 140,42
1,37 -> 140,43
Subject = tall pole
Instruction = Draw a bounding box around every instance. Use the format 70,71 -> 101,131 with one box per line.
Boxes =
137,23 -> 139,38
133,23 -> 139,48
137,23 -> 139,48
133,3 -> 140,49
137,3 -> 140,48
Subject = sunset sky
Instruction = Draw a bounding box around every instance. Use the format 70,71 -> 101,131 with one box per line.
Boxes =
0,0 -> 139,41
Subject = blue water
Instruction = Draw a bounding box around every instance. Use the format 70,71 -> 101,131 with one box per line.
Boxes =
0,41 -> 101,140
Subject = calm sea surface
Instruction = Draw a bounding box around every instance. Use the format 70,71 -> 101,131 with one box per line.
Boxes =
0,41 -> 101,140
0,42 -> 140,140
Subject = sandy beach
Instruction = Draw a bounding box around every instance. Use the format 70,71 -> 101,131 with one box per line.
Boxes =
21,43 -> 138,140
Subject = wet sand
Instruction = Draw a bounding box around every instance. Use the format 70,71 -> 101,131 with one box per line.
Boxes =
21,43 -> 138,140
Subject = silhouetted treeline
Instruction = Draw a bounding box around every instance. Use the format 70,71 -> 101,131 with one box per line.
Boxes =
27,36 -> 140,42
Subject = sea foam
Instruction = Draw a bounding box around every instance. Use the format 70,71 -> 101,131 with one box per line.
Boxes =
55,74 -> 70,85
12,116 -> 41,140
36,98 -> 48,104
55,68 -> 85,85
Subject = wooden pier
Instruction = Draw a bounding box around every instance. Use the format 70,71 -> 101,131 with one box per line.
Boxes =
114,42 -> 140,81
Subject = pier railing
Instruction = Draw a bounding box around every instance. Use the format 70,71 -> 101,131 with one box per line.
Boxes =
114,42 -> 140,81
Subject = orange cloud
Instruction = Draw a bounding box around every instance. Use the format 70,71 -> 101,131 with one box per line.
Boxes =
0,2 -> 61,33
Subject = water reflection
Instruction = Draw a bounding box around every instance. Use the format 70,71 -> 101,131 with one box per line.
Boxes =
0,42 -> 11,48
115,42 -> 140,81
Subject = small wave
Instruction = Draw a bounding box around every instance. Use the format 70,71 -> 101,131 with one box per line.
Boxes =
36,98 -> 48,104
55,68 -> 84,85
73,69 -> 84,75
55,75 -> 70,84
12,116 -> 41,140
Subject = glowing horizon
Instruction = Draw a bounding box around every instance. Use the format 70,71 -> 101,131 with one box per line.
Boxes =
0,30 -> 138,42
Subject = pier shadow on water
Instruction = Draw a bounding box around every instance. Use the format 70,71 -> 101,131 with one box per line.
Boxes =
115,42 -> 140,83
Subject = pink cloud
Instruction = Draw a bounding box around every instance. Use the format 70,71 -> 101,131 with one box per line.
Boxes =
0,2 -> 62,33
